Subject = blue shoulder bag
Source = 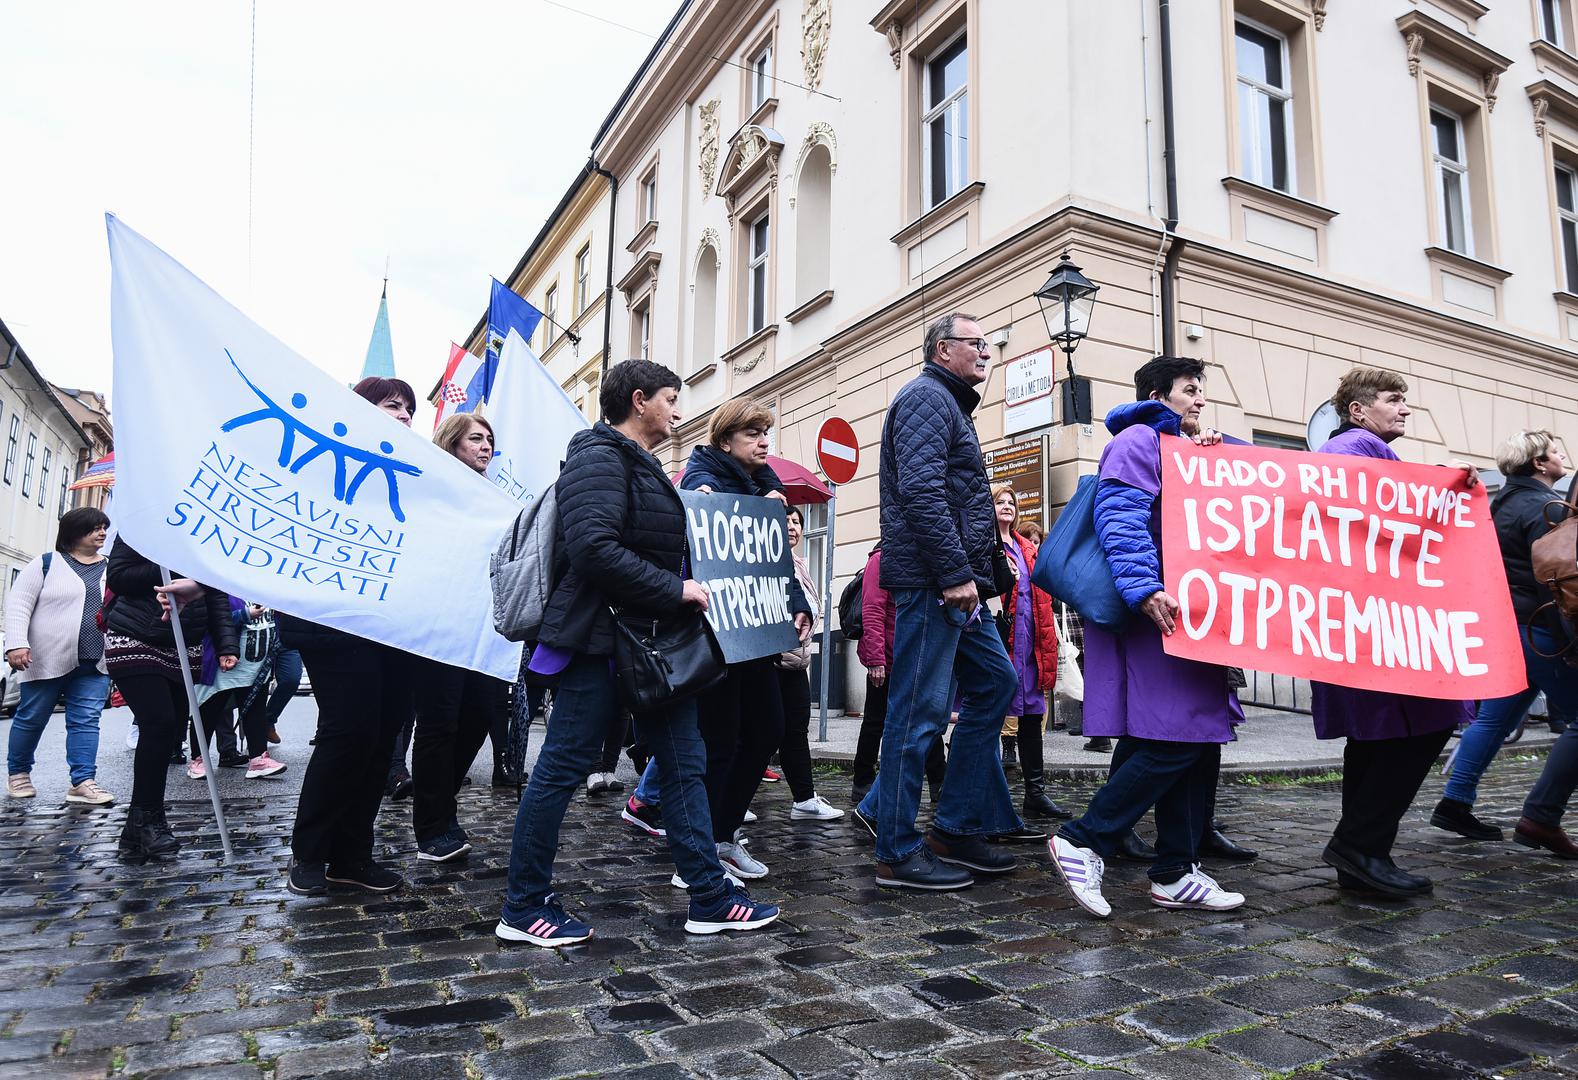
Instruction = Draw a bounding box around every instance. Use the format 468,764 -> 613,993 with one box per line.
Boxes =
1031,473 -> 1130,633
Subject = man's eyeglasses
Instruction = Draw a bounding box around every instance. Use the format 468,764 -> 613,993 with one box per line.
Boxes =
942,336 -> 990,353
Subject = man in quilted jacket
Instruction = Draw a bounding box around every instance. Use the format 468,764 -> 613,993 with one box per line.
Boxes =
1049,356 -> 1249,918
868,312 -> 1026,891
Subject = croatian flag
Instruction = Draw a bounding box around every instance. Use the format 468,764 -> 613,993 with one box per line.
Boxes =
433,342 -> 477,431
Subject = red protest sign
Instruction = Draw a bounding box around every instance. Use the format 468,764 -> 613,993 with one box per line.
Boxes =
1158,435 -> 1524,699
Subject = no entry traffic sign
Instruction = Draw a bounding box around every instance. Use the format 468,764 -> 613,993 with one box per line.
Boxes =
816,417 -> 860,485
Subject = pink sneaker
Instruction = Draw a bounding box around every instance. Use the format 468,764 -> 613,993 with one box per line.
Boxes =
245,753 -> 287,779
186,758 -> 206,780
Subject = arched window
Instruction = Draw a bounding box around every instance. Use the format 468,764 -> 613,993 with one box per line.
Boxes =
693,245 -> 719,373
794,145 -> 832,304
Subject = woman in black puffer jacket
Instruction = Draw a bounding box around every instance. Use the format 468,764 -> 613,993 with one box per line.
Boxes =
678,399 -> 812,880
104,539 -> 238,861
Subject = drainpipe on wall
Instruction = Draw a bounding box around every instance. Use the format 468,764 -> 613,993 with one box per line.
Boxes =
1157,0 -> 1184,358
591,159 -> 619,378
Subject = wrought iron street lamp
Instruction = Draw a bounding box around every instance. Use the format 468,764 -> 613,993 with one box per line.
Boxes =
1034,250 -> 1101,425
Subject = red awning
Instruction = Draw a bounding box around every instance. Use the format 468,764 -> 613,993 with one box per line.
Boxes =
672,454 -> 832,505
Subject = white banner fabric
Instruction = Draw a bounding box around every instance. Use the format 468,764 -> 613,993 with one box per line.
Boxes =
107,214 -> 522,680
483,328 -> 589,503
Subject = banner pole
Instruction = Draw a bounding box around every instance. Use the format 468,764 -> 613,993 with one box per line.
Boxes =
160,566 -> 235,864
817,484 -> 837,742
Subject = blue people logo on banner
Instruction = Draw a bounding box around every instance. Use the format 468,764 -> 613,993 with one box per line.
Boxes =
221,352 -> 422,522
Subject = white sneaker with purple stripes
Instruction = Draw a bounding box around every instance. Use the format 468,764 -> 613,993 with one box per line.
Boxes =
1049,836 -> 1110,918
1150,865 -> 1245,911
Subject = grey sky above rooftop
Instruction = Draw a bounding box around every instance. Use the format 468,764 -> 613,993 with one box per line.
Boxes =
0,1 -> 678,426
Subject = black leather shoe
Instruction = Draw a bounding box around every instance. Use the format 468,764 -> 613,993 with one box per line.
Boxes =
1322,840 -> 1428,897
1001,737 -> 1018,771
1083,737 -> 1113,753
1114,830 -> 1156,862
876,846 -> 974,890
989,824 -> 1048,843
119,807 -> 180,862
1199,828 -> 1259,862
927,829 -> 1017,874
1381,857 -> 1432,892
1430,798 -> 1503,841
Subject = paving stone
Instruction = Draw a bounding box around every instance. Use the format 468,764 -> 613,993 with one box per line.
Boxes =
759,1033 -> 863,1078
1016,975 -> 1152,1021
1481,953 -> 1578,989
253,1020 -> 365,1058
1121,1046 -> 1265,1080
651,1019 -> 770,1055
273,1040 -> 370,1079
1325,1048 -> 1479,1079
1346,993 -> 1457,1031
474,1035 -> 649,1079
1039,1020 -> 1154,1063
1463,1010 -> 1578,1055
1400,1031 -> 1529,1072
911,974 -> 998,1007
589,1001 -> 685,1033
376,997 -> 516,1033
839,1017 -> 953,1061
1116,995 -> 1263,1044
777,944 -> 858,969
1412,973 -> 1536,1014
1280,1005 -> 1408,1052
944,999 -> 1042,1036
120,1033 -> 249,1074
765,998 -> 879,1037
935,1037 -> 1069,1078
1214,973 -> 1350,1016
1211,1026 -> 1330,1070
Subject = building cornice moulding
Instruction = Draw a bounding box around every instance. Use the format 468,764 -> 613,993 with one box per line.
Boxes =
1530,40 -> 1578,91
615,249 -> 663,298
1396,10 -> 1512,109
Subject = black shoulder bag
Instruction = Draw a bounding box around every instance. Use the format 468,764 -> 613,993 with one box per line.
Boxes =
608,456 -> 726,713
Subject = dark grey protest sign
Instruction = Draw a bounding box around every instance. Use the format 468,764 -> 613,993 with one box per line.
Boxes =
680,490 -> 800,664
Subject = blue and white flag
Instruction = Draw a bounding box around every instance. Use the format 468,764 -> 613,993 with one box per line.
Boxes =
472,279 -> 544,412
107,215 -> 522,680
484,327 -> 589,502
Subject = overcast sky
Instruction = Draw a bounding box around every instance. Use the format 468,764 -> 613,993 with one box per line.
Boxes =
0,2 -> 678,427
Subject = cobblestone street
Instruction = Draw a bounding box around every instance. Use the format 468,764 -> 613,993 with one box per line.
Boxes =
2,756 -> 1576,1080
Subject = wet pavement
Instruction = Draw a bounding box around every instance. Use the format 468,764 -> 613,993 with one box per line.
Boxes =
0,752 -> 1575,1079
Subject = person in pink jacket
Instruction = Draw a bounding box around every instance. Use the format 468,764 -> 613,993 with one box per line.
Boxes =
850,546 -> 945,811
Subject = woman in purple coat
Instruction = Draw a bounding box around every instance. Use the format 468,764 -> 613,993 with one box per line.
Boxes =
1313,368 -> 1477,897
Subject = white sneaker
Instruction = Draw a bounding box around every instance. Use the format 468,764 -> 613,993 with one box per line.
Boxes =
125,724 -> 139,750
586,773 -> 608,795
1150,864 -> 1245,911
717,840 -> 769,879
671,869 -> 743,889
1049,835 -> 1110,918
742,808 -> 758,823
790,794 -> 845,821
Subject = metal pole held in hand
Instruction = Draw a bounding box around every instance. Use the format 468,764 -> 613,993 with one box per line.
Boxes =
160,566 -> 235,864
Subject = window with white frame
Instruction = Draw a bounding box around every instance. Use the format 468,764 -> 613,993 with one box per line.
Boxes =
543,284 -> 558,346
801,502 -> 828,602
2,416 -> 14,485
922,34 -> 969,209
38,447 -> 50,508
22,432 -> 36,497
641,174 -> 657,223
1541,0 -> 1565,46
750,42 -> 773,110
58,463 -> 70,517
1558,163 -> 1578,292
636,303 -> 651,360
575,245 -> 591,314
748,211 -> 770,334
1235,20 -> 1294,193
1431,107 -> 1472,256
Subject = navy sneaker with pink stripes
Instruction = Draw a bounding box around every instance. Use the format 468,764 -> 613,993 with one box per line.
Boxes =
684,885 -> 781,935
494,893 -> 594,948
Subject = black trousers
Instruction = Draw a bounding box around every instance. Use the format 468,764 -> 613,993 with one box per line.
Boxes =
852,677 -> 945,789
1333,729 -> 1453,857
776,666 -> 815,802
411,659 -> 508,842
120,673 -> 190,811
190,687 -> 269,760
1111,737 -> 1224,842
699,658 -> 784,842
1016,712 -> 1046,777
291,638 -> 414,867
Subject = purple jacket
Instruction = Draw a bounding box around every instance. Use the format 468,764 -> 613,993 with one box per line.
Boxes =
1308,426 -> 1472,740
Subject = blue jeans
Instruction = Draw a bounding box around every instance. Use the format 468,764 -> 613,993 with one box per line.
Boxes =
6,660 -> 111,784
264,648 -> 303,727
1061,736 -> 1218,883
633,758 -> 660,805
502,653 -> 729,916
873,589 -> 1019,865
1444,626 -> 1578,806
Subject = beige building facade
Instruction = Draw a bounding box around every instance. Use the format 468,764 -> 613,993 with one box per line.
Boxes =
0,318 -> 91,611
487,0 -> 1578,702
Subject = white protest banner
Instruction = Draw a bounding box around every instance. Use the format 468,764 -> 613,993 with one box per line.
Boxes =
107,215 -> 522,680
483,328 -> 588,502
